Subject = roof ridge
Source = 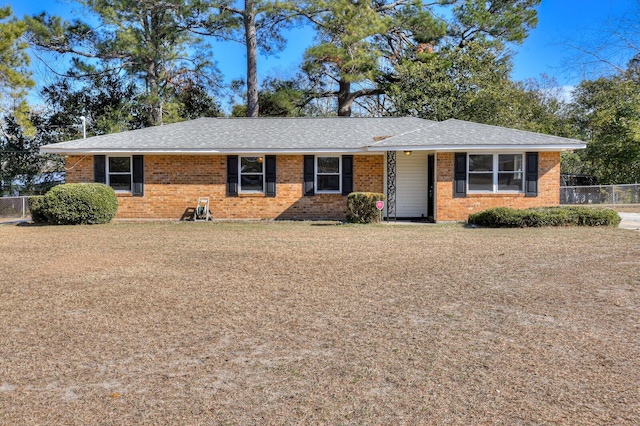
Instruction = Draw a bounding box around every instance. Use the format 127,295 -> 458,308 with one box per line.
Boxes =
202,116 -> 426,120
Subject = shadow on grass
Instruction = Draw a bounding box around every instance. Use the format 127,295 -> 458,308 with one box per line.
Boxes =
16,221 -> 48,227
0,219 -> 30,226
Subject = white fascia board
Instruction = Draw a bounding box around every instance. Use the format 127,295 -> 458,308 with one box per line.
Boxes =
40,147 -> 379,155
365,144 -> 586,152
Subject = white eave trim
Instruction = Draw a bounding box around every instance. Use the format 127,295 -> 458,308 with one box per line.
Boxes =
365,143 -> 586,152
39,147 -> 377,155
41,143 -> 586,155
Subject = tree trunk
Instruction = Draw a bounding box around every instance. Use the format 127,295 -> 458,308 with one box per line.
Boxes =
146,10 -> 163,126
244,0 -> 259,117
337,80 -> 352,117
146,63 -> 163,127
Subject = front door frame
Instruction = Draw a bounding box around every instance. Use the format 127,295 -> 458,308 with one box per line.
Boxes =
385,151 -> 397,221
427,154 -> 435,221
386,150 -> 435,222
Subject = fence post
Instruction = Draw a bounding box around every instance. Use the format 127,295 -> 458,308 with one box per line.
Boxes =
612,185 -> 616,206
22,196 -> 26,218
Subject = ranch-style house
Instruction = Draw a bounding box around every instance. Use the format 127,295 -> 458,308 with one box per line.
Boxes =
40,117 -> 586,222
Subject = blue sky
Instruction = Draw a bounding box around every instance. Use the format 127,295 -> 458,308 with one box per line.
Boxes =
9,0 -> 638,100
510,0 -> 635,85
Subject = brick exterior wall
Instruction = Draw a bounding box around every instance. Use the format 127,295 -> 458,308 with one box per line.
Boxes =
66,151 -> 559,222
65,154 -> 384,220
435,152 -> 561,222
65,155 -> 94,183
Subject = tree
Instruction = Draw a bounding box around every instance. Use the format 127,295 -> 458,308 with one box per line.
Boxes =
230,76 -> 316,117
0,114 -> 64,195
173,80 -> 222,120
405,0 -> 542,123
26,0 -> 228,127
385,41 -> 573,135
39,70 -> 221,142
386,40 -> 515,122
298,0 -> 540,117
445,0 -> 540,49
298,0 -> 436,116
220,0 -> 298,117
40,73 -> 146,140
570,73 -> 640,184
0,7 -> 34,130
257,77 -> 309,116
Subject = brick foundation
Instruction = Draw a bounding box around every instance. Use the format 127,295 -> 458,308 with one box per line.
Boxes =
65,154 -> 384,220
435,152 -> 561,222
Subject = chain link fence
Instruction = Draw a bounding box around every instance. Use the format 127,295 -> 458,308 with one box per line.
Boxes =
0,196 -> 32,220
561,184 -> 640,205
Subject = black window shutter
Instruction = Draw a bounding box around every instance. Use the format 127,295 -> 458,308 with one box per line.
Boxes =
454,152 -> 467,198
525,152 -> 539,197
342,155 -> 354,196
132,155 -> 144,196
265,155 -> 277,197
303,155 -> 315,196
94,155 -> 106,184
227,155 -> 239,197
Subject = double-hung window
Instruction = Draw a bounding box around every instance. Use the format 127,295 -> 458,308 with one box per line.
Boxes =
497,154 -> 524,191
240,156 -> 264,193
468,153 -> 523,193
107,156 -> 132,192
316,156 -> 341,193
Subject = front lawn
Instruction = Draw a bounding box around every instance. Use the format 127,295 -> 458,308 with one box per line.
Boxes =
1,222 -> 639,424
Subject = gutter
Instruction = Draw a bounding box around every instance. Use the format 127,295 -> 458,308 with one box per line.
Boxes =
40,147 -> 378,155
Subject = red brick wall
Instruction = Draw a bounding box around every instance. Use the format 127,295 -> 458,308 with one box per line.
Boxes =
65,154 -> 384,220
65,155 -> 94,183
435,152 -> 561,222
66,152 -> 559,222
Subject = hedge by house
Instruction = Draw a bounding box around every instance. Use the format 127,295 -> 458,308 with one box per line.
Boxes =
467,206 -> 621,228
347,192 -> 386,224
29,183 -> 118,225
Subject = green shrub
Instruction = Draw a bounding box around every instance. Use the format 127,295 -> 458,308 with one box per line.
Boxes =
28,196 -> 48,223
33,183 -> 118,225
347,192 -> 386,224
467,206 -> 621,228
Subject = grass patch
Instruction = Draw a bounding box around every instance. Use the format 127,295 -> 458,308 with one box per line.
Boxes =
1,222 -> 639,424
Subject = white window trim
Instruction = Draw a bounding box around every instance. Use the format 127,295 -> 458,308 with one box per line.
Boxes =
315,155 -> 342,194
106,155 -> 132,193
239,155 -> 265,194
467,153 -> 524,194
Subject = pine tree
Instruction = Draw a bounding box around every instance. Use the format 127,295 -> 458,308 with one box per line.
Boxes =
0,7 -> 34,129
26,0 -> 229,126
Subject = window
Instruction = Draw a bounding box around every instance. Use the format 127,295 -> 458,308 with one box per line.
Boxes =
240,156 -> 264,193
468,154 -> 493,192
468,153 -> 523,193
498,154 -> 523,191
107,156 -> 132,191
316,156 -> 341,193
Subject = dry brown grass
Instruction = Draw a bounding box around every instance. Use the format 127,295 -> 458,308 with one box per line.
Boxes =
1,222 -> 639,425
580,204 -> 640,214
612,205 -> 640,213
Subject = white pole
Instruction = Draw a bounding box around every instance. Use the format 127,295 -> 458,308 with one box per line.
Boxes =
80,116 -> 86,139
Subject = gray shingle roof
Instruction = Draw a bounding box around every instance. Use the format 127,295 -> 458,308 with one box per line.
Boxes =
41,117 -> 429,153
40,117 -> 585,154
366,119 -> 585,150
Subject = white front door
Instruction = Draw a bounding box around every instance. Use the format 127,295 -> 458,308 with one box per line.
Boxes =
395,151 -> 429,218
